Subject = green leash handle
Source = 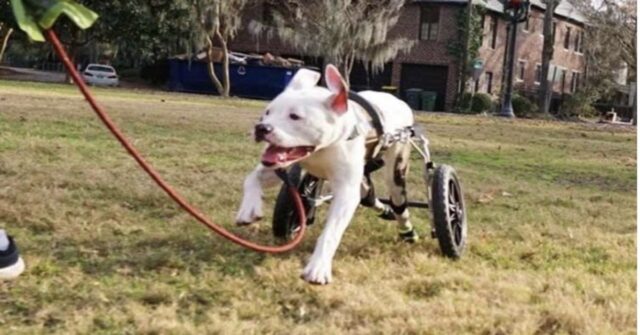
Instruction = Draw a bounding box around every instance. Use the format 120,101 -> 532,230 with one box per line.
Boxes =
10,0 -> 98,41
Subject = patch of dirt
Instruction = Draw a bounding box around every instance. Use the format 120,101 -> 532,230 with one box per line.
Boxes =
553,172 -> 636,193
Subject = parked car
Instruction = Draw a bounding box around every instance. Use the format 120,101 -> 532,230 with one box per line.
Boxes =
82,64 -> 119,87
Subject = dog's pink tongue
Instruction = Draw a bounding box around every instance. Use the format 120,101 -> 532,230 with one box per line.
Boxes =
261,145 -> 289,166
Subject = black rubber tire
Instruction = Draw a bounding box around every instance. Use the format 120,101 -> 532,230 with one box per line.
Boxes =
431,164 -> 467,259
272,164 -> 322,239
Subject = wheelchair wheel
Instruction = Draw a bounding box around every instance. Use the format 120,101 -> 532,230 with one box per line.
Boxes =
273,164 -> 324,239
431,164 -> 467,259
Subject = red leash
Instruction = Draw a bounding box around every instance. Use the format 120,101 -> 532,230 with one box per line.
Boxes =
44,29 -> 307,253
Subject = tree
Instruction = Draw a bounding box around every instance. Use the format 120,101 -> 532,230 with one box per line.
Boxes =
190,0 -> 248,97
251,0 -> 414,85
0,23 -> 12,63
0,0 -> 15,63
537,0 -> 560,115
2,0 -> 194,70
574,0 -> 636,82
451,4 -> 484,110
571,0 -> 636,121
583,0 -> 636,75
89,0 -> 194,67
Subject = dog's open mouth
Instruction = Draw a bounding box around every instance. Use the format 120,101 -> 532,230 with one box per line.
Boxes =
261,145 -> 315,167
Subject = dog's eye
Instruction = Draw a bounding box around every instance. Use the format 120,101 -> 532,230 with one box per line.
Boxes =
289,113 -> 302,121
265,110 -> 270,116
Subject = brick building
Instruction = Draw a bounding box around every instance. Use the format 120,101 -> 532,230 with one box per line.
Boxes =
230,0 -> 586,111
476,0 -> 586,109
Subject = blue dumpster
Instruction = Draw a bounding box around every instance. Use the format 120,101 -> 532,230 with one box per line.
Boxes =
168,59 -> 298,100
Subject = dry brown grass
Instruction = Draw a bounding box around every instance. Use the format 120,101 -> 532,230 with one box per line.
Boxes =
0,80 -> 636,334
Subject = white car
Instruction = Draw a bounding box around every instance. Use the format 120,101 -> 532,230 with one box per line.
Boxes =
82,64 -> 119,87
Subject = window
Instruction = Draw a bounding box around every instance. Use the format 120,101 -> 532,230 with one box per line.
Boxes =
523,16 -> 530,32
535,64 -> 542,84
480,14 -> 487,46
575,31 -> 584,53
517,61 -> 526,81
564,27 -> 571,49
560,69 -> 567,92
489,16 -> 498,49
420,6 -> 440,41
485,72 -> 493,94
571,72 -> 581,92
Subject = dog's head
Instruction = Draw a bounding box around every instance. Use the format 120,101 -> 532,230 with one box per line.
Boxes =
254,64 -> 354,168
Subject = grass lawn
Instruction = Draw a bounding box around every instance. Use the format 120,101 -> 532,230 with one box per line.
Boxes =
0,79 -> 636,334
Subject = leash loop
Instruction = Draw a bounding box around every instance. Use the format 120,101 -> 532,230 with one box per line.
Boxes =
44,29 -> 307,254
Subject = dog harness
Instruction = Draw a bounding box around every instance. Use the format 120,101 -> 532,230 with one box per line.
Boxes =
348,91 -> 385,138
347,91 -> 396,159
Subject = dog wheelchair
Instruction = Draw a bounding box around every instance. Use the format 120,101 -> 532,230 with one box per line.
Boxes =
272,94 -> 468,259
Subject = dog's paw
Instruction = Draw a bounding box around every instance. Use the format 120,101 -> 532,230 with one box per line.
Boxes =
235,191 -> 263,225
301,259 -> 332,285
398,228 -> 419,243
378,205 -> 396,221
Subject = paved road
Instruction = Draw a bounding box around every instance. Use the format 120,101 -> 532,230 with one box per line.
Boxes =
0,66 -> 66,83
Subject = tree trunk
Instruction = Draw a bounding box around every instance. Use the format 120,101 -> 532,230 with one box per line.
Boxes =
341,60 -> 348,86
538,0 -> 558,115
347,54 -> 355,86
205,35 -> 225,97
215,29 -> 231,98
632,83 -> 637,125
63,28 -> 86,84
0,27 -> 13,64
455,4 -> 474,109
65,46 -> 78,84
341,53 -> 355,87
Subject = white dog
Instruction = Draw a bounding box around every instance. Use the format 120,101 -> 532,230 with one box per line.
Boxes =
236,65 -> 416,284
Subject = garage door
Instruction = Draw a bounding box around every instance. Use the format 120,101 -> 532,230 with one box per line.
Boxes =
349,61 -> 393,91
400,64 -> 449,111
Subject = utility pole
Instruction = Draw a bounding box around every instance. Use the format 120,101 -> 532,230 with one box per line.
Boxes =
499,0 -> 530,118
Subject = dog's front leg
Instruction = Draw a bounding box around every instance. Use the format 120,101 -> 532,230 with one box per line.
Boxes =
235,164 -> 279,225
302,180 -> 361,285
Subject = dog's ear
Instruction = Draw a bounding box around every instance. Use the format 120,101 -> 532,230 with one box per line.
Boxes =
325,64 -> 348,115
286,68 -> 321,91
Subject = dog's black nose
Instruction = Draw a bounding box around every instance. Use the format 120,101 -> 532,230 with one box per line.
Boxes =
254,123 -> 274,141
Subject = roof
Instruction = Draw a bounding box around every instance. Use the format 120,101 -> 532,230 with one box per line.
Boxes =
550,0 -> 587,23
412,0 -> 468,4
413,0 -> 586,23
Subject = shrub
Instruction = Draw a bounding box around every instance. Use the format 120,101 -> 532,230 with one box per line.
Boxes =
559,92 -> 598,119
471,93 -> 492,113
456,92 -> 473,112
512,94 -> 537,117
